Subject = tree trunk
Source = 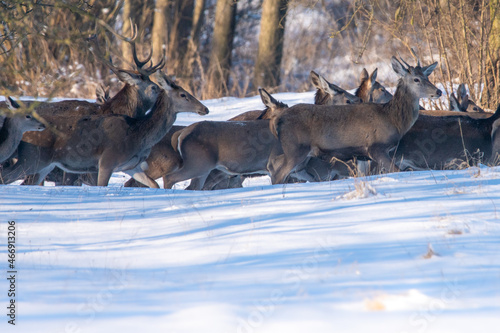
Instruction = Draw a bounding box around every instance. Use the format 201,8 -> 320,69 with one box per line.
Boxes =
152,0 -> 169,65
184,0 -> 207,83
121,0 -> 133,67
168,0 -> 194,72
485,0 -> 500,109
207,0 -> 237,98
253,0 -> 288,91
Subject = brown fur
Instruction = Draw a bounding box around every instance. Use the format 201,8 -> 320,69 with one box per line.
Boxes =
1,73 -> 208,187
270,56 -> 441,184
395,105 -> 500,170
355,68 -> 393,103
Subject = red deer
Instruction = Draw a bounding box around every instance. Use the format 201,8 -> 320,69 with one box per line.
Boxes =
394,105 -> 500,170
449,83 -> 484,113
5,31 -> 167,185
159,89 -> 313,190
125,71 -> 364,189
0,98 -> 45,163
491,115 -> 500,165
310,71 -> 361,105
269,55 -> 441,184
1,73 -> 208,187
355,68 -> 393,103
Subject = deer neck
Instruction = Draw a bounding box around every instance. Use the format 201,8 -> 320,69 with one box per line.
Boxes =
132,92 -> 174,147
102,84 -> 146,118
355,82 -> 369,102
0,118 -> 22,161
314,89 -> 332,106
384,80 -> 420,136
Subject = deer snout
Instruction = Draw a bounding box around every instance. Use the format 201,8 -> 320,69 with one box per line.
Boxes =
429,89 -> 442,99
198,107 -> 209,115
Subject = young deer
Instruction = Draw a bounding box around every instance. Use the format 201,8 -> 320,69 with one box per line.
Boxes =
0,97 -> 45,163
355,68 -> 393,103
160,89 -> 309,190
310,71 -> 361,105
449,83 -> 484,113
270,55 -> 441,184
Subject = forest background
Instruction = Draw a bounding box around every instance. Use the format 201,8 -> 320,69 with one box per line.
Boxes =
0,0 -> 499,110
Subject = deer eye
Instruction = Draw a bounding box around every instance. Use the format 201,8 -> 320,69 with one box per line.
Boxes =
25,115 -> 32,119
414,78 -> 420,83
181,93 -> 187,98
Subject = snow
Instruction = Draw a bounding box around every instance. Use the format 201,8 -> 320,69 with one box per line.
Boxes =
1,91 -> 500,332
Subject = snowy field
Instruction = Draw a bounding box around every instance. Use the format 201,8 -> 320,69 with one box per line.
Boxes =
1,91 -> 500,333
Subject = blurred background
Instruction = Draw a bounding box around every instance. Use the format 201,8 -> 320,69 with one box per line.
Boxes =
0,0 -> 499,110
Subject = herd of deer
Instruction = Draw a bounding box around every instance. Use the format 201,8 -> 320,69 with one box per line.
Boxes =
1,37 -> 500,190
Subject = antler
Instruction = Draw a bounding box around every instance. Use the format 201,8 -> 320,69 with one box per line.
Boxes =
89,19 -> 166,78
397,51 -> 412,70
87,34 -> 123,78
120,19 -> 166,76
410,47 -> 421,67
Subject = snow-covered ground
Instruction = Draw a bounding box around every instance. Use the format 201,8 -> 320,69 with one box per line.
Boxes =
1,91 -> 500,332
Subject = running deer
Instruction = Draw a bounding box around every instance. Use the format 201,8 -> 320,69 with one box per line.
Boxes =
355,68 -> 393,103
0,97 -> 45,163
0,72 -> 208,187
7,30 -> 167,185
160,89 -> 311,190
449,83 -> 484,113
124,72 -> 363,189
269,55 -> 441,184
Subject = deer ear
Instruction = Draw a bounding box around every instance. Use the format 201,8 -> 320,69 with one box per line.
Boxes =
259,88 -> 278,109
155,71 -> 174,91
360,68 -> 369,82
422,61 -> 438,77
457,83 -> 467,101
327,82 -> 348,96
310,71 -> 330,93
460,93 -> 469,111
116,70 -> 143,86
310,71 -> 321,88
6,97 -> 20,109
449,93 -> 460,111
370,68 -> 378,86
391,56 -> 408,77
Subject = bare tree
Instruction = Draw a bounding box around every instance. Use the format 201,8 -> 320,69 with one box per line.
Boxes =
253,0 -> 288,91
485,0 -> 500,108
152,0 -> 169,65
207,0 -> 237,98
167,0 -> 195,71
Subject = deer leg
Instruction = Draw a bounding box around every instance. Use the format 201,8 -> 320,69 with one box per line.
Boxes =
29,165 -> 56,186
0,158 -> 46,184
201,169 -> 235,190
163,163 -> 212,190
124,168 -> 160,189
209,174 -> 243,190
124,178 -> 148,188
370,148 -> 400,174
185,176 -> 207,191
270,147 -> 310,184
97,167 -> 113,187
